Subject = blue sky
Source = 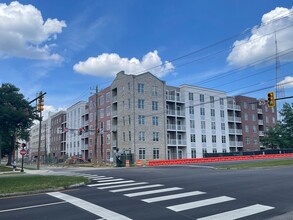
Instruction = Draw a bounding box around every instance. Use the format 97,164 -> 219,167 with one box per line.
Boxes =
0,0 -> 292,117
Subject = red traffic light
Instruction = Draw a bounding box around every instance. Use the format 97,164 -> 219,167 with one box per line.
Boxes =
79,128 -> 83,135
21,143 -> 26,148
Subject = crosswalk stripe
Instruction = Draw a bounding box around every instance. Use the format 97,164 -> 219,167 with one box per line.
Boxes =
167,196 -> 235,212
88,180 -> 135,187
142,191 -> 206,203
124,187 -> 182,197
110,184 -> 164,193
97,178 -> 124,183
98,182 -> 149,189
48,192 -> 132,220
198,204 -> 275,220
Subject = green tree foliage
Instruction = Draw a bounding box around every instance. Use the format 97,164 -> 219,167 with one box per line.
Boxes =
261,103 -> 293,149
0,83 -> 38,164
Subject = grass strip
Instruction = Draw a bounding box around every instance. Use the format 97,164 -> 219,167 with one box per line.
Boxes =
0,166 -> 13,172
218,159 -> 293,169
0,175 -> 90,194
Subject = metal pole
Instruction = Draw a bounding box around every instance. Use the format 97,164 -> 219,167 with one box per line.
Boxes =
21,155 -> 24,172
37,110 -> 42,170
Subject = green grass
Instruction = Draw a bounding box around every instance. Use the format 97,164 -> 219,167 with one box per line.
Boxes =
0,165 -> 13,172
0,176 -> 90,194
218,159 -> 293,169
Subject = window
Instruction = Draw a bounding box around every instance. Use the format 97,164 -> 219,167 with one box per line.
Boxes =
190,120 -> 195,129
244,113 -> 248,121
245,125 -> 249,133
220,98 -> 224,105
200,94 -> 204,102
210,96 -> 214,104
245,137 -> 250,144
138,115 -> 145,125
106,106 -> 110,116
153,132 -> 159,141
153,148 -> 159,159
99,95 -> 104,105
223,148 -> 227,153
252,114 -> 256,121
152,86 -> 158,96
100,108 -> 104,118
128,115 -> 131,125
243,102 -> 247,109
211,109 -> 215,117
272,117 -> 275,123
138,83 -> 144,93
253,137 -> 258,144
202,148 -> 207,154
128,82 -> 131,91
123,132 -> 125,142
212,135 -> 216,143
221,123 -> 225,130
152,101 -> 158,110
107,120 -> 110,131
222,136 -> 226,143
129,131 -> 131,141
211,122 -> 216,130
200,107 -> 205,116
123,116 -> 125,126
191,149 -> 196,158
106,134 -> 110,144
138,99 -> 144,109
213,148 -> 217,153
106,92 -> 110,102
128,99 -> 131,109
190,134 -> 196,142
266,116 -> 269,123
251,103 -> 256,110
220,110 -> 225,118
252,125 -> 257,133
139,148 -> 146,159
201,121 -> 206,129
189,92 -> 194,101
139,132 -> 145,141
189,106 -> 194,114
202,135 -> 206,143
152,116 -> 158,126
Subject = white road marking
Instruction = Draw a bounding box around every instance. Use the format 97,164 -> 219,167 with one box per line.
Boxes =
142,191 -> 206,203
98,182 -> 148,189
98,178 -> 124,183
198,204 -> 275,220
124,187 -> 182,197
110,184 -> 164,192
0,201 -> 66,213
88,180 -> 135,187
167,196 -> 235,212
47,192 -> 132,220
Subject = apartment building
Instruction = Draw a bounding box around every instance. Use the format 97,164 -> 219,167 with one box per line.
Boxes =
111,71 -> 167,162
66,101 -> 87,157
181,85 -> 230,158
50,111 -> 66,161
227,96 -> 277,152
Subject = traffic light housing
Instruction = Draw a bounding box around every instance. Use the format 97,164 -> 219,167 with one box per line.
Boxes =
79,128 -> 83,135
37,95 -> 44,112
267,92 -> 275,108
21,143 -> 26,148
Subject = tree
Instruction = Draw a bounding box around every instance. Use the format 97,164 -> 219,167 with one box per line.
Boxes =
0,83 -> 38,165
261,102 -> 293,149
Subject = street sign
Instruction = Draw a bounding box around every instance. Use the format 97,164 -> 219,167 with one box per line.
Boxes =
20,149 -> 26,156
259,98 -> 266,106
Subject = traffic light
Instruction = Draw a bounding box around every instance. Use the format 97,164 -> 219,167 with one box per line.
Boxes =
21,143 -> 26,148
79,128 -> 83,135
267,92 -> 275,108
37,94 -> 44,112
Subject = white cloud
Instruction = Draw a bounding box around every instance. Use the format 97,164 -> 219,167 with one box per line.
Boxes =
73,50 -> 175,78
278,76 -> 293,88
0,1 -> 66,61
227,7 -> 293,66
42,105 -> 66,120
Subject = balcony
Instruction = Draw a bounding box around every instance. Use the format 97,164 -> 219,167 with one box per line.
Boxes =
236,129 -> 242,135
167,109 -> 176,116
259,131 -> 264,136
167,124 -> 176,130
112,140 -> 117,147
177,110 -> 185,117
227,104 -> 241,111
166,95 -> 185,102
177,125 -> 186,131
257,109 -> 263,114
112,110 -> 117,117
235,117 -> 241,122
168,139 -> 177,145
112,125 -> 117,132
229,141 -> 243,147
258,120 -> 264,125
228,116 -> 234,121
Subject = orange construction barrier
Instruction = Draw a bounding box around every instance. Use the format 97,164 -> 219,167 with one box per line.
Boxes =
137,160 -> 142,167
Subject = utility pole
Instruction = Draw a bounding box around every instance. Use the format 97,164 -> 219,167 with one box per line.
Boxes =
92,86 -> 99,164
37,109 -> 42,170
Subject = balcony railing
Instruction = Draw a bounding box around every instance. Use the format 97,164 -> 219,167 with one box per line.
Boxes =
167,124 -> 176,130
112,96 -> 117,102
257,109 -> 263,114
258,120 -> 264,125
228,104 -> 241,110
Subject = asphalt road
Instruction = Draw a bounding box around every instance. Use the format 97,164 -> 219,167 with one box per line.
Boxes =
1,164 -> 293,220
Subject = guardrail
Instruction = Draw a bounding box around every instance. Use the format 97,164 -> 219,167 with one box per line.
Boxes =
146,153 -> 293,166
